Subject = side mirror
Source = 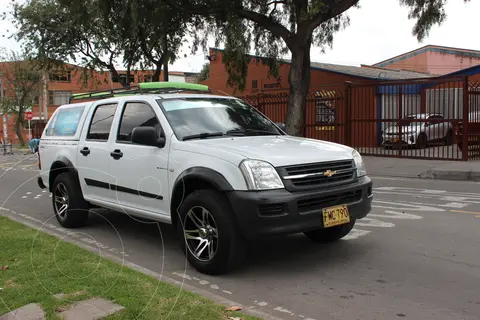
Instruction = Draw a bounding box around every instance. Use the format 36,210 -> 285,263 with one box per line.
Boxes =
275,122 -> 286,132
131,126 -> 166,148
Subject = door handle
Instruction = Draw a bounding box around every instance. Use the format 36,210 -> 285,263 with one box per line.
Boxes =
110,149 -> 123,160
80,147 -> 90,156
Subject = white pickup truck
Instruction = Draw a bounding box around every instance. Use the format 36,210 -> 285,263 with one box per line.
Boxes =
37,82 -> 373,275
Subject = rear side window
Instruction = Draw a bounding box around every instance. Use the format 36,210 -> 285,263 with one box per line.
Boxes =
44,106 -> 85,136
117,102 -> 161,143
86,103 -> 117,141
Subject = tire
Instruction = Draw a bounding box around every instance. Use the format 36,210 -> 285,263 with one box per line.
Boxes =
176,189 -> 246,275
52,172 -> 89,228
444,130 -> 454,146
304,219 -> 356,243
416,133 -> 428,149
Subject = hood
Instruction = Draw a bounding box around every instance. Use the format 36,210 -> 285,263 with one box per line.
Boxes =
175,135 -> 353,167
384,124 -> 420,134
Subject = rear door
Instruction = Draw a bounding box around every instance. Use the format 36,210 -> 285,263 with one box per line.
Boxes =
105,100 -> 171,217
76,102 -> 119,203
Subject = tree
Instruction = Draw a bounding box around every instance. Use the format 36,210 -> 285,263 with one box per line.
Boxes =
198,63 -> 210,82
12,0 -> 131,86
0,49 -> 42,146
170,0 -> 471,136
98,0 -> 190,82
13,0 -> 193,86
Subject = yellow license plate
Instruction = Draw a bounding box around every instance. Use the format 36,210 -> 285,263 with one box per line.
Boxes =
392,138 -> 398,143
322,205 -> 350,228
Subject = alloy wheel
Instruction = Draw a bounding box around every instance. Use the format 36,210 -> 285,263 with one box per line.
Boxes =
54,182 -> 69,218
183,206 -> 219,262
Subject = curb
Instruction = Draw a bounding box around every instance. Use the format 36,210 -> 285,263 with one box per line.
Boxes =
418,169 -> 480,182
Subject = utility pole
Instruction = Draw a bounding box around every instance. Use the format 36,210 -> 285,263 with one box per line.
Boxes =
0,72 -> 8,143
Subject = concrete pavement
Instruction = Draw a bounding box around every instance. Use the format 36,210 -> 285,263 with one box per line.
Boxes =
364,156 -> 480,182
1,154 -> 480,320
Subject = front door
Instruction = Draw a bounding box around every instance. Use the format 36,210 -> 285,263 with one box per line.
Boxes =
106,101 -> 170,218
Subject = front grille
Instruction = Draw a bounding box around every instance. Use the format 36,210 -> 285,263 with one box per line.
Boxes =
297,190 -> 362,214
258,203 -> 286,217
279,160 -> 355,191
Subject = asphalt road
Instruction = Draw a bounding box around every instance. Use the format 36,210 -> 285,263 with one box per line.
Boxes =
1,154 -> 480,320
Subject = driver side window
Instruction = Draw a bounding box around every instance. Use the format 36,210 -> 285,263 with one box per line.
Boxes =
117,102 -> 162,143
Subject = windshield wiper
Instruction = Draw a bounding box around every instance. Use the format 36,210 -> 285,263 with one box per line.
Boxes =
182,132 -> 225,141
226,129 -> 279,136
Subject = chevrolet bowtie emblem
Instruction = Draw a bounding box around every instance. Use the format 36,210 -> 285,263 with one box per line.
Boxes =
323,170 -> 336,177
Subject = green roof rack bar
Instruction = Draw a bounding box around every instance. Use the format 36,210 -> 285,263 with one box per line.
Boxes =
138,82 -> 209,92
69,81 -> 211,103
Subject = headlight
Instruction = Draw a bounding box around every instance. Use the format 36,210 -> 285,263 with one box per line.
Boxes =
239,159 -> 284,190
352,150 -> 367,177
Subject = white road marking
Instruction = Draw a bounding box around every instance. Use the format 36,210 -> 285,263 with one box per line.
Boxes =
210,284 -> 219,290
256,301 -> 268,307
274,306 -> 294,315
199,280 -> 209,285
22,196 -> 27,199
342,228 -> 371,240
355,218 -> 395,228
172,272 -> 192,280
439,202 -> 469,208
222,290 -> 232,295
372,200 -> 445,212
370,210 -> 422,220
26,192 -> 31,194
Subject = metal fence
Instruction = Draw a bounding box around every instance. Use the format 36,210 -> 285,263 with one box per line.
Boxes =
240,75 -> 480,161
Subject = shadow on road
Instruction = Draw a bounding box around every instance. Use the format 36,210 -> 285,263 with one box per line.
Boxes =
87,209 -> 370,276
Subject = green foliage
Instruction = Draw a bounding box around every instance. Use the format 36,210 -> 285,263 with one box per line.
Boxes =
198,63 -> 210,82
0,49 -> 42,145
400,0 -> 470,41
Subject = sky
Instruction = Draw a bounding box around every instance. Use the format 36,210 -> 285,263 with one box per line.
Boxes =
1,0 -> 479,73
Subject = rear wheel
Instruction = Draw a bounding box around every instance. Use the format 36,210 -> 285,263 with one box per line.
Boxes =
444,130 -> 454,146
304,220 -> 356,243
52,173 -> 89,228
176,189 -> 246,275
416,133 -> 428,149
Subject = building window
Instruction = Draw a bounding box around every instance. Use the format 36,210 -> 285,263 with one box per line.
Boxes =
112,73 -> 135,84
48,91 -> 72,106
252,80 -> 258,89
49,70 -> 72,82
142,75 -> 153,82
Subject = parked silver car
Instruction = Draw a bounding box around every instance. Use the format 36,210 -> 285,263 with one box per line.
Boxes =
382,113 -> 454,149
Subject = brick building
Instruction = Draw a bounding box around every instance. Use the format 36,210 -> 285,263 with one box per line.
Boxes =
200,47 -> 480,149
371,45 -> 480,75
0,62 -> 199,144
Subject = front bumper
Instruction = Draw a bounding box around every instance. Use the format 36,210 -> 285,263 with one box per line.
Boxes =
226,176 -> 373,239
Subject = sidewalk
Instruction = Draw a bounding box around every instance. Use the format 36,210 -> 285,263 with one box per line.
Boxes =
364,156 -> 480,182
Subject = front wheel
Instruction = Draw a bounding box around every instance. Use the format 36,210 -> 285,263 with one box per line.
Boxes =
176,189 -> 246,275
52,172 -> 89,228
304,220 -> 356,243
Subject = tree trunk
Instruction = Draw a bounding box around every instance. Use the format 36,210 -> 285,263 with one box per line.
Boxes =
15,110 -> 25,146
163,34 -> 169,82
285,40 -> 311,136
152,56 -> 164,82
163,58 -> 169,82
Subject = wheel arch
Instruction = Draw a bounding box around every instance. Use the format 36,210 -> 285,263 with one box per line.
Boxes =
49,156 -> 79,192
170,167 -> 234,227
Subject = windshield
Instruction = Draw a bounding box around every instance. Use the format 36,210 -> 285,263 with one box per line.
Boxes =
157,97 -> 284,141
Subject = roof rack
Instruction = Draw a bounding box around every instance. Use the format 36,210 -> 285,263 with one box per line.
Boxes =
69,82 -> 211,103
